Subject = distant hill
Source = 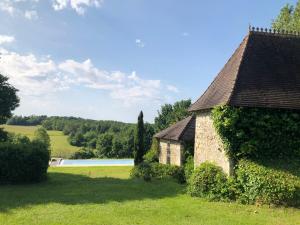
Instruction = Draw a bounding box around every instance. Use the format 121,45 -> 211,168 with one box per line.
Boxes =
6,115 -> 155,159
1,125 -> 80,158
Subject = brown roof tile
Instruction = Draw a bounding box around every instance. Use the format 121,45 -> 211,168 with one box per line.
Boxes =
189,31 -> 300,111
154,116 -> 195,142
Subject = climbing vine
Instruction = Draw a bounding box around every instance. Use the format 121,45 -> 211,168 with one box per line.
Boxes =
211,105 -> 300,161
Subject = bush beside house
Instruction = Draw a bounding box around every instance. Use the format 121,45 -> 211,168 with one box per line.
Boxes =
235,159 -> 299,206
188,162 -> 234,201
130,162 -> 186,184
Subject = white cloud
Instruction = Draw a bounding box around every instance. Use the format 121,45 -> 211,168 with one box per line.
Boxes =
52,0 -> 103,15
24,10 -> 38,20
0,47 -> 177,105
0,0 -> 39,19
0,48 -> 67,96
0,2 -> 15,15
167,85 -> 179,93
0,0 -> 102,18
0,35 -> 15,45
135,39 -> 145,48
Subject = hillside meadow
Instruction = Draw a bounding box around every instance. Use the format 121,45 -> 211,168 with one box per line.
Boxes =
0,166 -> 299,225
1,125 -> 80,158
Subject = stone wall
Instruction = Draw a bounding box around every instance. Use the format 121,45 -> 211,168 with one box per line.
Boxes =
159,140 -> 183,166
194,110 -> 233,175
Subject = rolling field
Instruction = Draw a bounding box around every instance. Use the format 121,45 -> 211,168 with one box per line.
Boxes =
0,166 -> 299,225
1,125 -> 80,158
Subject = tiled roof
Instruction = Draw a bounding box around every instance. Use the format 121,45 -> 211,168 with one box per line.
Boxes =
154,115 -> 195,142
189,30 -> 300,112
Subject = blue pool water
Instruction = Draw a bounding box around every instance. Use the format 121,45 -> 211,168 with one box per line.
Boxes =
60,159 -> 134,166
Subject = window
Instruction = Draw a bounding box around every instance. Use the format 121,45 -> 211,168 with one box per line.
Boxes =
166,143 -> 171,164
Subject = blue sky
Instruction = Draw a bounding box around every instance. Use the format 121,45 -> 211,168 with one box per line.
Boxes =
0,0 -> 297,122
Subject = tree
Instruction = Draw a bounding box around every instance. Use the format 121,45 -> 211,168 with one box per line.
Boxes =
144,123 -> 155,152
112,137 -> 123,158
144,137 -> 159,163
0,74 -> 19,125
0,74 -> 19,142
154,99 -> 191,132
272,1 -> 300,31
124,128 -> 135,157
134,111 -> 145,165
96,133 -> 114,158
69,131 -> 85,147
34,127 -> 51,150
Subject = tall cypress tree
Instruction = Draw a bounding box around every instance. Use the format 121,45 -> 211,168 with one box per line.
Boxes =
134,111 -> 145,165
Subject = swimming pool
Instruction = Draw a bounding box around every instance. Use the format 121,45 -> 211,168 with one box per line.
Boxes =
58,159 -> 134,167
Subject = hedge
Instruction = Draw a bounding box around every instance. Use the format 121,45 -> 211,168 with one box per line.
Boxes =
0,138 -> 50,184
236,159 -> 299,206
130,162 -> 186,183
188,162 -> 236,201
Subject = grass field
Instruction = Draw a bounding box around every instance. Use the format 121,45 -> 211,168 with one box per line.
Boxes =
1,125 -> 80,158
0,166 -> 299,225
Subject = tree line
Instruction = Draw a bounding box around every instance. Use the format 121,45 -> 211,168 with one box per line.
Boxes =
6,115 -> 47,126
5,99 -> 192,159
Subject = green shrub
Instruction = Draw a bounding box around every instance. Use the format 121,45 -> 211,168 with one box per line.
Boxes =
0,140 -> 50,184
211,106 -> 300,161
151,162 -> 185,183
143,149 -> 158,163
130,162 -> 186,183
0,128 -> 8,142
130,162 -> 152,182
144,138 -> 159,163
236,159 -> 298,206
182,141 -> 194,162
188,162 -> 232,201
171,166 -> 185,184
33,127 -> 51,149
8,133 -> 31,145
184,156 -> 194,182
71,148 -> 95,159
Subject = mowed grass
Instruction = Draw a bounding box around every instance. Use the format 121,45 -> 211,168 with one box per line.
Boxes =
0,167 -> 299,225
1,125 -> 80,158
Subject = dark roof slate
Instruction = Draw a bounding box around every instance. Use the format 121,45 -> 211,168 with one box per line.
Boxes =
189,31 -> 300,112
154,115 -> 195,142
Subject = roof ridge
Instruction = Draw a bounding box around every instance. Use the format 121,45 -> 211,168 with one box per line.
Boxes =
154,116 -> 194,141
190,28 -> 300,111
177,115 -> 194,141
249,26 -> 300,38
226,34 -> 250,105
189,33 -> 249,112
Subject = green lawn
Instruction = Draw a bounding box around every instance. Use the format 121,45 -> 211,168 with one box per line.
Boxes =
0,167 -> 299,225
1,125 -> 80,158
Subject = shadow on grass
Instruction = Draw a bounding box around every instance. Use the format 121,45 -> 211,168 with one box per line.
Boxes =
0,172 -> 184,212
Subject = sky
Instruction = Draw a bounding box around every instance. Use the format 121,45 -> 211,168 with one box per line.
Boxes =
0,0 -> 297,123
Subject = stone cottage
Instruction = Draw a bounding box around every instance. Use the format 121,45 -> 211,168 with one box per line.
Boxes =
189,28 -> 300,175
154,116 -> 195,166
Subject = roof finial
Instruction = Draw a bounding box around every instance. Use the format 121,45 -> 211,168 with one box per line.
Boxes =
249,26 -> 300,37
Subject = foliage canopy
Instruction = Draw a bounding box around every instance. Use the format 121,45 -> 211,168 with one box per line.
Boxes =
154,99 -> 191,132
0,74 -> 19,125
272,1 -> 300,31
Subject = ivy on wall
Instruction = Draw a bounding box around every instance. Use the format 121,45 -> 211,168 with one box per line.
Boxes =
211,105 -> 300,161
